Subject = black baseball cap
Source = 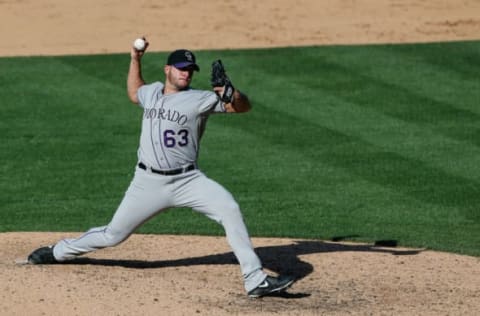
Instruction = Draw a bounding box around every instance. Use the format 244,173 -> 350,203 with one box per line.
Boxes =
167,49 -> 200,71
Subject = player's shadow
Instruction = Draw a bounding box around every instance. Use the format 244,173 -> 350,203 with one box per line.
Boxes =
65,239 -> 422,284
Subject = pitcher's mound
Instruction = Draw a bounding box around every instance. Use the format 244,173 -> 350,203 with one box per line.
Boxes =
1,232 -> 479,315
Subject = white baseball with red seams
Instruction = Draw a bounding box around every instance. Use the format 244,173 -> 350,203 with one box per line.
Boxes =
133,38 -> 146,51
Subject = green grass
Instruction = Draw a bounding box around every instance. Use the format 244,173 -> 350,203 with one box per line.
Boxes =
1,41 -> 479,256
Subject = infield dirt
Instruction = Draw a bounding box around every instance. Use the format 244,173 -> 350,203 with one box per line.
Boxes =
1,1 -> 480,315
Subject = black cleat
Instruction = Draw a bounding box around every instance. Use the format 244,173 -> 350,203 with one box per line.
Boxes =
248,275 -> 295,298
28,246 -> 58,264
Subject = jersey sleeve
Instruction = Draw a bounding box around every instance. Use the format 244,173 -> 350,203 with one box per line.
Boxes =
137,82 -> 164,108
197,90 -> 226,114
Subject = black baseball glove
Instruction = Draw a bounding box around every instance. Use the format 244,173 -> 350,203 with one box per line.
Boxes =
211,60 -> 235,103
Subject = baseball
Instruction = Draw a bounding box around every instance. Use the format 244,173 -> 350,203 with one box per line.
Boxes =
133,38 -> 146,51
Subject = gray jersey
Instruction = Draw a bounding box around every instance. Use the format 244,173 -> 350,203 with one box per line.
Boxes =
137,82 -> 225,170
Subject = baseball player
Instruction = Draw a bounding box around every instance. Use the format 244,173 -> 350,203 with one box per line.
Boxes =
27,38 -> 295,298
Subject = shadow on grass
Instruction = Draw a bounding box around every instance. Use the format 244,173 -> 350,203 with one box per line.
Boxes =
63,239 -> 422,283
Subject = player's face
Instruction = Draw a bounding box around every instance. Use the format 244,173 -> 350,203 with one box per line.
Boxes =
165,65 -> 194,91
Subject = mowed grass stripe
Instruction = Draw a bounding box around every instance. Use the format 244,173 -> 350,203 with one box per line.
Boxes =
317,57 -> 480,148
225,44 -> 480,183
318,43 -> 479,113
240,43 -> 480,145
242,99 -> 480,208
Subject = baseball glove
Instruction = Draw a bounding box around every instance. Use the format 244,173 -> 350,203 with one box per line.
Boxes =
211,60 -> 235,103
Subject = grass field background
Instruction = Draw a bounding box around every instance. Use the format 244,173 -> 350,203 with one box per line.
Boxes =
1,41 -> 479,256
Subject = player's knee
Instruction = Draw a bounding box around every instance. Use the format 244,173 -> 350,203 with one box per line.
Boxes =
220,201 -> 243,222
224,199 -> 240,213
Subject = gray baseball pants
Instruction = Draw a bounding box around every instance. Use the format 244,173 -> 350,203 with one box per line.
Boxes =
53,167 -> 267,292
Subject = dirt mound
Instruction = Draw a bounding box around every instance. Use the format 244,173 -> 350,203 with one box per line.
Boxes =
2,232 -> 479,315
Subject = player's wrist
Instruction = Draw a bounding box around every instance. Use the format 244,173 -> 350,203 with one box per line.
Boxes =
130,53 -> 142,61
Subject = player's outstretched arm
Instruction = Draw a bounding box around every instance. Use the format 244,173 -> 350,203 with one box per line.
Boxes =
229,89 -> 252,113
127,38 -> 149,104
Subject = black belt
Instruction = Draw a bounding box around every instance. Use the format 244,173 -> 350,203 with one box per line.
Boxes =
138,162 -> 196,176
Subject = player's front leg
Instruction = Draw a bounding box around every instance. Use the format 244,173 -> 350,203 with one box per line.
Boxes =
175,172 -> 267,292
